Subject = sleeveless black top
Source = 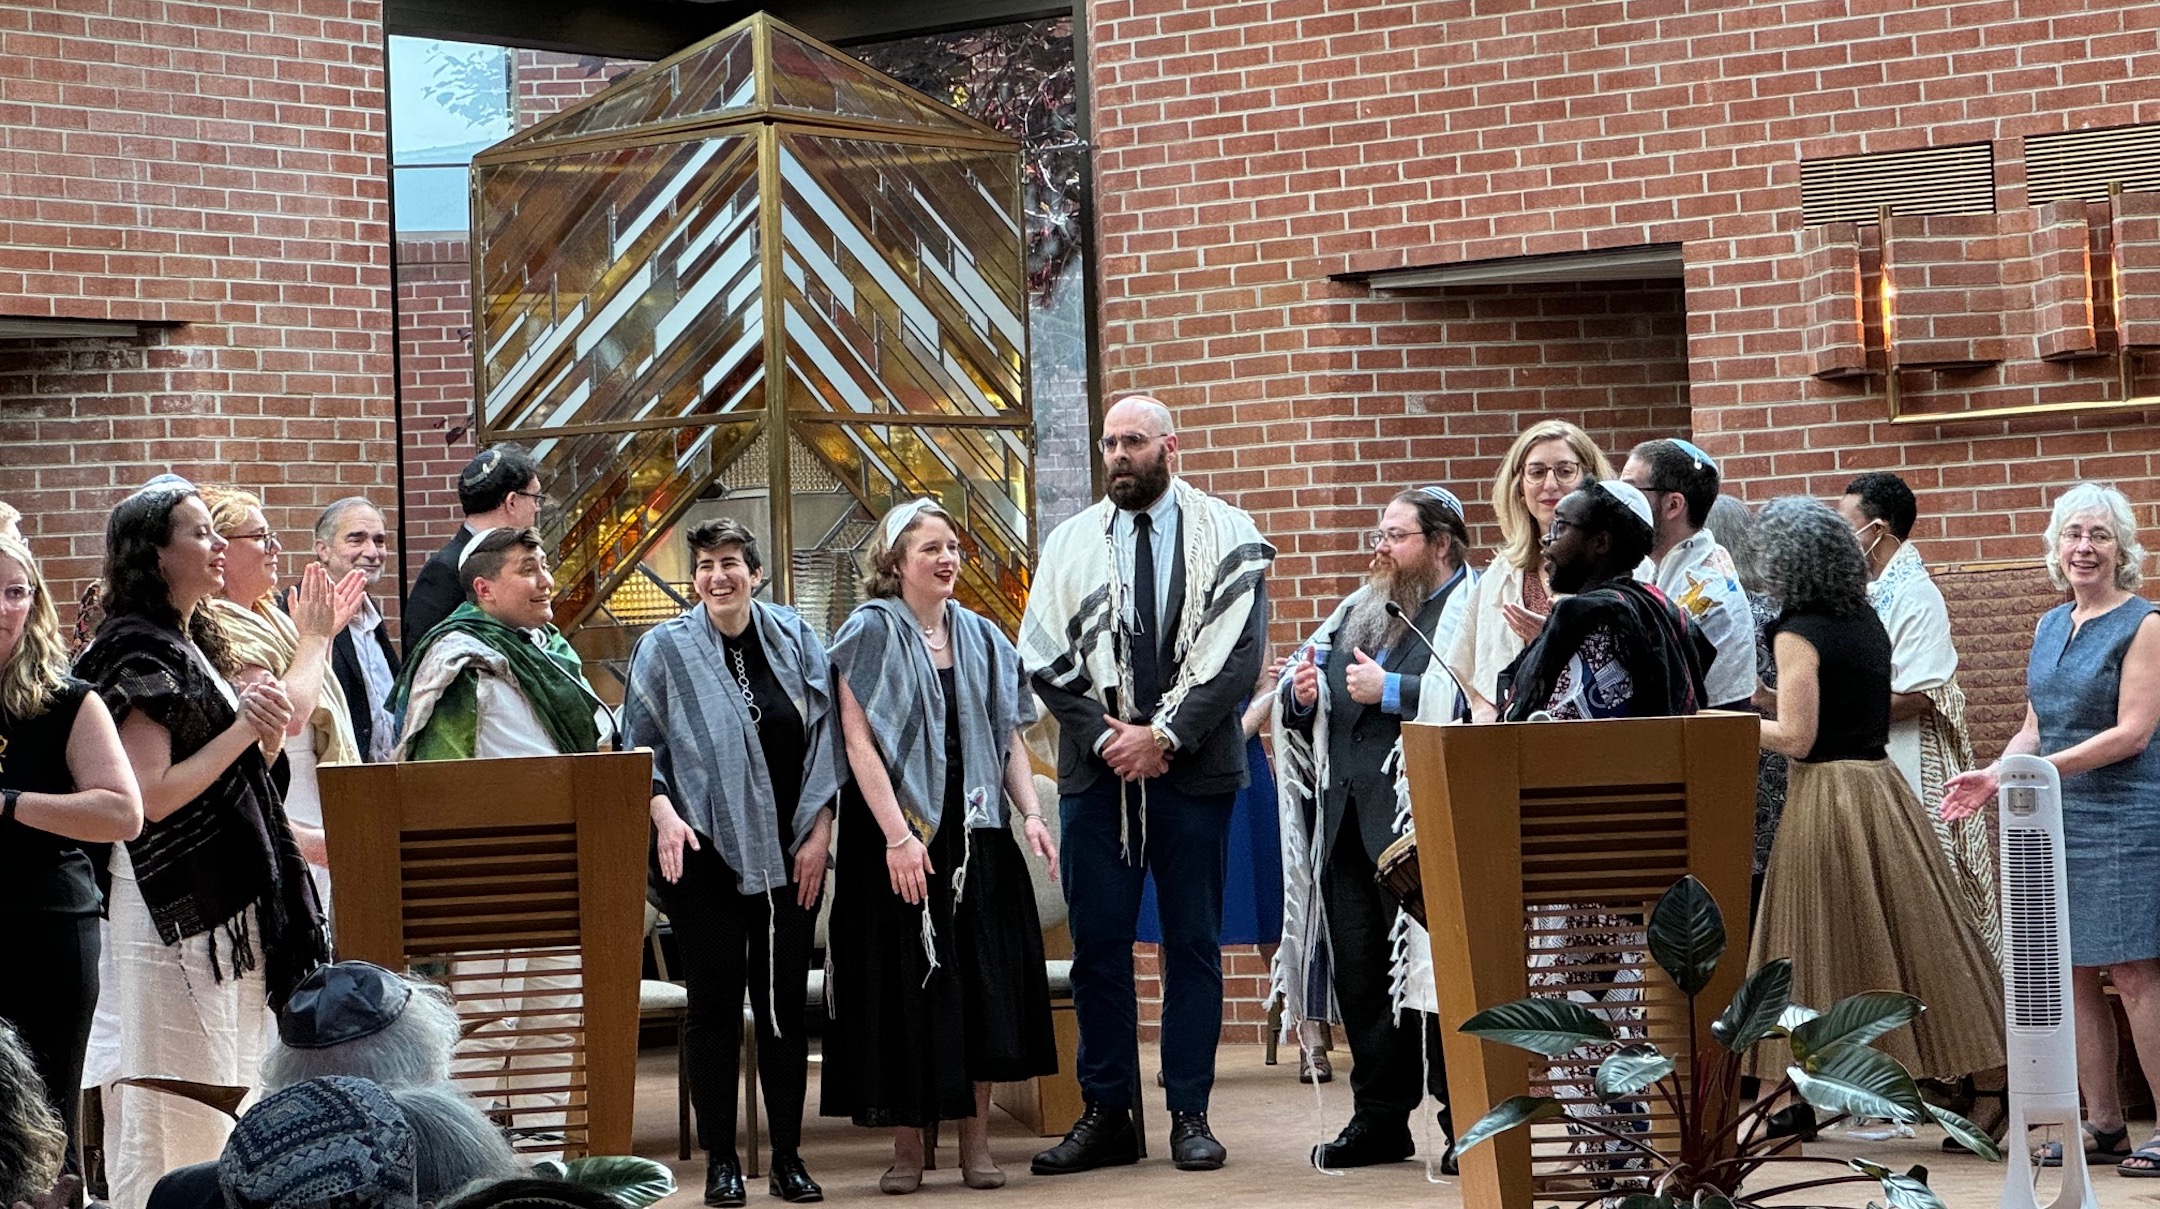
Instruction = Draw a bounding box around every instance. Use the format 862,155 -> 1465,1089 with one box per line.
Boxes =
1772,609 -> 1891,764
0,677 -> 101,916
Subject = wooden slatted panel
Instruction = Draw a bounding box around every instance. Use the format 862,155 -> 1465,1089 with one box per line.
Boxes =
406,822 -> 596,1154
2026,123 -> 2160,205
1801,142 -> 1995,224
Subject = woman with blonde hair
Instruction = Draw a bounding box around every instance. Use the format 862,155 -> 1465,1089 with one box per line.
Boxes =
822,499 -> 1058,1193
0,536 -> 142,1184
199,485 -> 365,909
1443,418 -> 1616,720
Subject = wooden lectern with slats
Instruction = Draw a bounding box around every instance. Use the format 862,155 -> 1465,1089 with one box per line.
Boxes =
318,751 -> 652,1158
1403,713 -> 1757,1209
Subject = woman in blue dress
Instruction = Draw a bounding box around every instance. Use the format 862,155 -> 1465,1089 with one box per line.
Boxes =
1944,482 -> 2160,1173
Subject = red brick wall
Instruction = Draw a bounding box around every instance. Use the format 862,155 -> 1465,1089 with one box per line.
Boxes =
0,0 -> 394,613
1085,0 -> 2160,648
395,236 -> 476,583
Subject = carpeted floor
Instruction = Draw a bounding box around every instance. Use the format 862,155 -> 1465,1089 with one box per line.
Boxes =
624,1040 -> 2154,1208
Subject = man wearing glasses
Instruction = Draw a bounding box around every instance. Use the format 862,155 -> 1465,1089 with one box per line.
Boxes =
1020,395 -> 1273,1175
404,445 -> 542,648
1619,439 -> 1756,710
1275,486 -> 1475,1173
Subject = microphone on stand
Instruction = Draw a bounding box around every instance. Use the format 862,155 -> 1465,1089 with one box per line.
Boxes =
1384,600 -> 1468,704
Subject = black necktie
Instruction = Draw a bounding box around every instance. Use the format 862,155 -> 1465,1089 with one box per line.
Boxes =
1131,512 -> 1163,717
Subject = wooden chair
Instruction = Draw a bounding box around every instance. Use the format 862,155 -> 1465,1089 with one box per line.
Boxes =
1402,712 -> 1757,1209
319,751 -> 651,1158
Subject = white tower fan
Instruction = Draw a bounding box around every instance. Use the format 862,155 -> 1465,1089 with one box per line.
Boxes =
1996,754 -> 2097,1209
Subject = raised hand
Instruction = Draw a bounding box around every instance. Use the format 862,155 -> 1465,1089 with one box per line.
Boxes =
1290,646 -> 1321,708
1344,648 -> 1386,704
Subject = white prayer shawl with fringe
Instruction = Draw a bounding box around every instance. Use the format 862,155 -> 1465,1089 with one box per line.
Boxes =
620,601 -> 841,897
1018,478 -> 1274,853
1268,585 -> 1468,1038
829,597 -> 1033,840
1867,543 -> 1998,960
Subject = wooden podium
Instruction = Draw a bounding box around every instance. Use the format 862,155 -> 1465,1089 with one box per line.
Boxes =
1403,713 -> 1757,1209
318,751 -> 652,1158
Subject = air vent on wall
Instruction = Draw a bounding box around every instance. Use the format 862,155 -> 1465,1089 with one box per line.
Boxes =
2026,122 -> 2160,205
1800,142 -> 1996,225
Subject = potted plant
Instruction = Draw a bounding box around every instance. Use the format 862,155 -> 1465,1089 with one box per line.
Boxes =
1446,875 -> 2000,1208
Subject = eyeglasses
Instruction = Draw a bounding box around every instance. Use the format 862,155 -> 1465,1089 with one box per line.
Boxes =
1367,528 -> 1422,549
1522,461 -> 1584,486
510,489 -> 550,507
0,584 -> 35,606
1098,432 -> 1168,454
2060,526 -> 2118,548
226,530 -> 280,548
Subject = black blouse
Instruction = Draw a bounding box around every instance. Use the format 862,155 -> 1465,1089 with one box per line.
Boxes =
718,620 -> 808,846
0,678 -> 101,916
1773,609 -> 1892,764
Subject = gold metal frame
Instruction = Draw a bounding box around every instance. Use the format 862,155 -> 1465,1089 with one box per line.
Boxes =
466,12 -> 1033,634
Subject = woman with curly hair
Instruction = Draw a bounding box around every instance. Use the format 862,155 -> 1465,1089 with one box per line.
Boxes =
0,536 -> 141,1184
0,1020 -> 69,1209
1443,418 -> 1616,721
1745,497 -> 2002,1083
73,483 -> 328,1209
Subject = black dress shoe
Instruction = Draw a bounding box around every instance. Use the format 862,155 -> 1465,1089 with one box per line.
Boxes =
1031,1103 -> 1140,1175
704,1156 -> 747,1208
766,1153 -> 821,1203
1168,1110 -> 1226,1171
1312,1118 -> 1414,1168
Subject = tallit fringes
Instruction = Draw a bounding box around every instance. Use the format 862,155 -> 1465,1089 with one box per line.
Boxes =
917,902 -> 942,989
951,828 -> 976,905
765,887 -> 783,1040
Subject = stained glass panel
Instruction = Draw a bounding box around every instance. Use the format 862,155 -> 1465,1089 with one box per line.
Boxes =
766,27 -> 988,137
778,134 -> 1023,419
476,135 -> 764,434
498,28 -> 757,150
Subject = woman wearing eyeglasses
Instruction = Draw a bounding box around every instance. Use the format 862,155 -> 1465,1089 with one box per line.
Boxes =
1442,419 -> 1616,721
201,486 -> 365,913
1944,482 -> 2160,1169
0,535 -> 142,1188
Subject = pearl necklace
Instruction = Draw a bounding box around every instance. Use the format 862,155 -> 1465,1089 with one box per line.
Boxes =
920,624 -> 948,651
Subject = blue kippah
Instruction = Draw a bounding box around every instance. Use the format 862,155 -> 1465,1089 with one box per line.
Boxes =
1668,438 -> 1719,476
1416,485 -> 1465,520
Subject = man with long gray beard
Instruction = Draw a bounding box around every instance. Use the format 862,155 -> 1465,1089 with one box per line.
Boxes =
1273,487 -> 1474,1171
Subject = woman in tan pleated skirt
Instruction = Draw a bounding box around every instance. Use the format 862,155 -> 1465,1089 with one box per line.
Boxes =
1743,498 -> 2003,1081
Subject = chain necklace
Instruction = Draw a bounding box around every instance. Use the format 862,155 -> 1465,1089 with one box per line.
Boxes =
728,644 -> 762,724
920,623 -> 947,651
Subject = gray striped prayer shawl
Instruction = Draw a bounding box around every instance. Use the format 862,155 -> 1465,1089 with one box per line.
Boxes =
621,602 -> 840,895
829,598 -> 1031,840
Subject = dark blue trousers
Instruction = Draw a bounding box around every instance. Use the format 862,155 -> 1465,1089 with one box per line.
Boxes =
1061,774 -> 1233,1115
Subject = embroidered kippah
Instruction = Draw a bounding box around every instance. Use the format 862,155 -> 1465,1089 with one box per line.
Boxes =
220,1076 -> 418,1209
1417,485 -> 1464,521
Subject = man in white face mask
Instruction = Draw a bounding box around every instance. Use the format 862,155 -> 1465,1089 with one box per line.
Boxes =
1833,473 -> 1997,961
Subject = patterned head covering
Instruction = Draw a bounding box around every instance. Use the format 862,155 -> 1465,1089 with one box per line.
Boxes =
221,1076 -> 418,1209
1416,484 -> 1465,523
881,497 -> 940,547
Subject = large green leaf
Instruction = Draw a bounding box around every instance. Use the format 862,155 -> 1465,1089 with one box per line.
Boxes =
1593,1043 -> 1676,1101
554,1157 -> 678,1209
1788,1041 -> 1928,1124
1711,958 -> 1793,1051
1775,1002 -> 1820,1033
1789,991 -> 1923,1061
1647,875 -> 1726,995
1848,1157 -> 1948,1209
1459,997 -> 1615,1056
1447,1095 -> 1564,1162
1928,1104 -> 2002,1161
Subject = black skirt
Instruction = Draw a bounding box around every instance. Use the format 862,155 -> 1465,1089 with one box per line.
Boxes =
820,782 -> 1057,1127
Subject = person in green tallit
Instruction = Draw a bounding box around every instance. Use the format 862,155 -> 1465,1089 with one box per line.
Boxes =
390,526 -> 610,762
385,525 -> 612,1152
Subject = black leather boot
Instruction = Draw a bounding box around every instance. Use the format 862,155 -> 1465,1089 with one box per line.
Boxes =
1168,1110 -> 1226,1171
1030,1103 -> 1140,1175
